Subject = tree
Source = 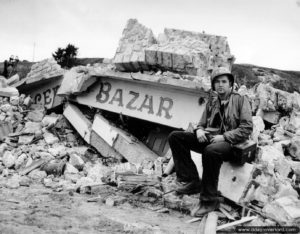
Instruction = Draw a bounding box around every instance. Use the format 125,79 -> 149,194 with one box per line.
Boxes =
52,44 -> 78,68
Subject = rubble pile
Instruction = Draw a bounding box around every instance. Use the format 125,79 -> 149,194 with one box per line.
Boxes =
1,19 -> 300,231
114,19 -> 234,80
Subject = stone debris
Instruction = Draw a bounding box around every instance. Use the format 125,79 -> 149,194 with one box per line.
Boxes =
263,196 -> 300,225
113,19 -> 234,80
25,58 -> 65,83
0,19 -> 300,230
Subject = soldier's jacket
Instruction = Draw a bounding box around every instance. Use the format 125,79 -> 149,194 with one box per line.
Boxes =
196,91 -> 253,144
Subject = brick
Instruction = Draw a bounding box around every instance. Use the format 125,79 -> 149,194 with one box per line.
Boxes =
63,103 -> 91,144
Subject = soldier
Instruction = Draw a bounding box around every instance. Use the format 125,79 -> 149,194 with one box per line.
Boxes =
168,67 -> 253,216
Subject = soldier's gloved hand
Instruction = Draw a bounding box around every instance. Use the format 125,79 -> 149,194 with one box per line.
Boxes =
210,135 -> 225,143
196,129 -> 209,143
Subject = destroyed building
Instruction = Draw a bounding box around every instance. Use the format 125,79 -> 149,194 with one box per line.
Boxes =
1,19 -> 300,232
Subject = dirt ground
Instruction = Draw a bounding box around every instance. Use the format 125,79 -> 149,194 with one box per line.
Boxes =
0,183 -> 199,234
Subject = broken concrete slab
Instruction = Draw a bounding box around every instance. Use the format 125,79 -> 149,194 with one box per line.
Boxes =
18,135 -> 35,145
56,67 -> 97,96
218,162 -> 255,203
263,196 -> 300,225
22,121 -> 42,134
91,114 -> 158,164
27,109 -> 45,122
0,77 -> 19,97
63,103 -> 91,144
25,58 -> 64,84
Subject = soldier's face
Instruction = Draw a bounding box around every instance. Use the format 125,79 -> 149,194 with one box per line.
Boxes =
214,75 -> 232,95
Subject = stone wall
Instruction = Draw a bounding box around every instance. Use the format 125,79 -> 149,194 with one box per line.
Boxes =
26,58 -> 65,83
113,19 -> 234,79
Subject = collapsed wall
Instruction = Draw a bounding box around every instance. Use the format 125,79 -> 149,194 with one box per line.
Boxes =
113,19 -> 234,79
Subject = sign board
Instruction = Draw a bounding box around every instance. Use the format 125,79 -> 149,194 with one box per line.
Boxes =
76,77 -> 206,129
19,76 -> 63,109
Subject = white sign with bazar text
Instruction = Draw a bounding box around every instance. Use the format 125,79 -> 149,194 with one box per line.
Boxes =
76,77 -> 206,129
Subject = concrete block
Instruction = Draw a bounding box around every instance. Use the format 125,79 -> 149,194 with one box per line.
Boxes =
92,114 -> 158,164
218,162 -> 255,203
63,103 -> 91,144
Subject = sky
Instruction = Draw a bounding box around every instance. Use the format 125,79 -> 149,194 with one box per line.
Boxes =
0,0 -> 299,70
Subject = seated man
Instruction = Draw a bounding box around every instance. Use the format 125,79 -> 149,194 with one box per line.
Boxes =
168,67 -> 253,216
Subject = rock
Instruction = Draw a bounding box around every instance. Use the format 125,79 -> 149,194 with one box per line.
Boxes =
273,127 -> 291,142
257,145 -> 285,168
14,153 -> 28,169
66,133 -> 77,143
42,115 -> 59,127
42,177 -> 54,188
23,96 -> 31,107
5,174 -> 21,189
289,110 -> 300,131
42,159 -> 66,176
64,163 -> 79,174
2,151 -> 16,168
19,176 -> 31,186
288,136 -> 300,160
87,163 -> 112,183
38,151 -> 54,160
274,158 -> 292,178
0,143 -> 8,156
23,122 -> 42,134
27,109 -> 45,122
28,169 -> 47,181
10,96 -> 19,106
18,135 -> 35,145
48,144 -> 67,157
0,104 -> 12,113
43,131 -> 59,145
263,196 -> 300,225
69,153 -> 85,171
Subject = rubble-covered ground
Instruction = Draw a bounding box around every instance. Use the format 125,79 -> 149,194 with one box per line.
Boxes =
0,184 -> 201,233
1,19 -> 300,233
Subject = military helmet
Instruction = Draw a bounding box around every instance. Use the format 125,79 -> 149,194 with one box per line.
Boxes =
211,67 -> 234,90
